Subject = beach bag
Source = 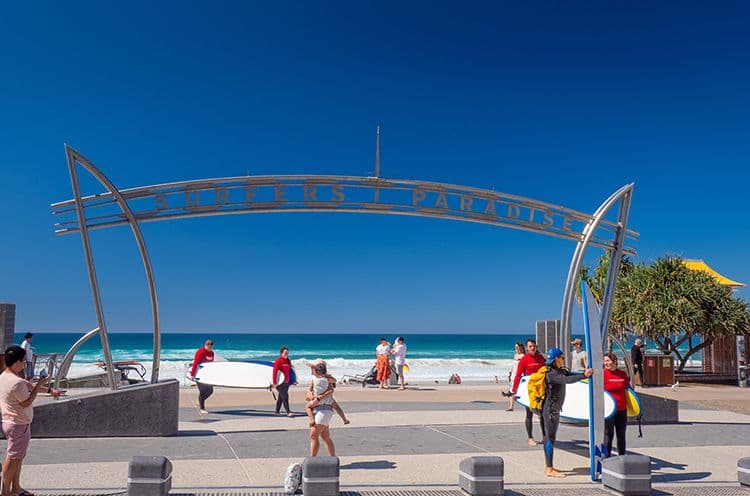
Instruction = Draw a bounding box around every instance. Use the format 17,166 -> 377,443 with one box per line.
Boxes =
527,366 -> 549,413
283,462 -> 302,494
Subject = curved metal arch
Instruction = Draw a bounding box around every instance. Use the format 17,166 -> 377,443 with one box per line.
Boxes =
57,145 -> 636,384
560,183 -> 633,364
52,176 -> 639,257
65,145 -> 161,386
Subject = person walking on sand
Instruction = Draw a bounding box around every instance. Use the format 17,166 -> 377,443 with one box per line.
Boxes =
510,339 -> 546,446
541,347 -> 593,478
391,336 -> 407,390
1,345 -> 61,496
19,333 -> 34,379
503,342 -> 524,411
307,361 -> 336,456
272,346 -> 295,417
189,339 -> 215,414
570,338 -> 587,373
375,337 -> 391,389
603,352 -> 631,457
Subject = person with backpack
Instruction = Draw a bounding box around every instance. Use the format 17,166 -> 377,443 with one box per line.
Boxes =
540,347 -> 593,478
510,339 -> 546,446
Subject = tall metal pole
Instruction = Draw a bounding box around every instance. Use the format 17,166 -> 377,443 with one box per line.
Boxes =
65,149 -> 118,390
375,125 -> 381,179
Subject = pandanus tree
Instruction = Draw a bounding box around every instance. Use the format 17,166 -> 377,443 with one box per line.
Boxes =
580,255 -> 750,372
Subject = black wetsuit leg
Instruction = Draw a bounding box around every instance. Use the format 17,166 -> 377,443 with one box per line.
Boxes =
614,409 -> 627,455
198,383 -> 214,409
524,407 -> 533,438
276,383 -> 290,414
542,408 -> 560,467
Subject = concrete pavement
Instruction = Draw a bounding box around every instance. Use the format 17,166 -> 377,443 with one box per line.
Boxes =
7,384 -> 750,494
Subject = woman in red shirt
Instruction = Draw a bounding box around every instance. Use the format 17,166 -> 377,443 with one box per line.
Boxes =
603,352 -> 631,457
272,346 -> 295,417
190,339 -> 215,414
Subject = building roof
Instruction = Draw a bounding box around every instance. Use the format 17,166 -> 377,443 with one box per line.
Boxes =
682,259 -> 746,287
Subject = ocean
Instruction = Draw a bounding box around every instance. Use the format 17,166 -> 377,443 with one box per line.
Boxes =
19,332 -> 698,385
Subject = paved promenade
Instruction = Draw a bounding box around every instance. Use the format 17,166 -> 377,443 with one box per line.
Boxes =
9,383 -> 750,494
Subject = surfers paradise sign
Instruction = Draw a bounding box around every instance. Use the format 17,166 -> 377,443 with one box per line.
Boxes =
54,176 -> 634,252
52,145 -> 637,387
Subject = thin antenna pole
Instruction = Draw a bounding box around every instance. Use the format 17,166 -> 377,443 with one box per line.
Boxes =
375,125 -> 381,179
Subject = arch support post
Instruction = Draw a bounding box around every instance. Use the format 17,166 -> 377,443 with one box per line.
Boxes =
560,184 -> 634,364
64,145 -> 162,385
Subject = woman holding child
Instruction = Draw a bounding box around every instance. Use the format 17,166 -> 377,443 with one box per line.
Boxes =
306,360 -> 336,456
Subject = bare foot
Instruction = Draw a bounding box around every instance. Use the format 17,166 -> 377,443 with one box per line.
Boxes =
528,438 -> 537,447
199,409 -> 208,415
545,467 -> 566,478
287,413 -> 295,417
399,387 -> 406,391
506,407 -> 514,412
343,419 -> 350,425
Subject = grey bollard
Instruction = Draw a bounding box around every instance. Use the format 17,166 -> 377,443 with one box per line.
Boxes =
738,457 -> 750,487
458,456 -> 504,496
302,456 -> 339,496
601,454 -> 651,496
128,456 -> 172,496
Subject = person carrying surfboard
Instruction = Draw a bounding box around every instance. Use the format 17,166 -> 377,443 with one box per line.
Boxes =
541,347 -> 593,478
272,346 -> 295,417
510,339 -> 546,446
602,352 -> 631,457
190,339 -> 215,415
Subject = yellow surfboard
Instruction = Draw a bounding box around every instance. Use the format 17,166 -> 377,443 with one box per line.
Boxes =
626,387 -> 641,417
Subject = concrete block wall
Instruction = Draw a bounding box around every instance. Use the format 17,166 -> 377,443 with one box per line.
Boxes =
28,379 -> 179,437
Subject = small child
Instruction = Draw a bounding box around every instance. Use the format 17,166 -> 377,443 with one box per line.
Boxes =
306,359 -> 350,427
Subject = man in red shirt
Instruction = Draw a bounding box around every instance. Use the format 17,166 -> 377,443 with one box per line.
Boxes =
511,339 -> 546,446
190,339 -> 215,414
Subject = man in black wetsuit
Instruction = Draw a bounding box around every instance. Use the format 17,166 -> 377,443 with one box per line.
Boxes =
630,338 -> 645,386
541,347 -> 593,478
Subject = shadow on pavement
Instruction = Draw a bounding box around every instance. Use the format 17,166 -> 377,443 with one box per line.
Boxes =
214,409 -> 288,417
175,430 -> 218,437
648,455 -> 711,483
341,460 -> 397,470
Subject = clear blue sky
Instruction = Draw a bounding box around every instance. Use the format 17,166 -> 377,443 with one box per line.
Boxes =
1,2 -> 748,333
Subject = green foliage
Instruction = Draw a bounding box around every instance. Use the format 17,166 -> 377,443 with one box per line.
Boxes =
581,255 -> 750,372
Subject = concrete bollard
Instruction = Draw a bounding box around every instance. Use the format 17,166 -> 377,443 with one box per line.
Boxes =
601,454 -> 651,496
458,456 -> 504,496
738,457 -> 750,487
127,456 -> 172,496
302,456 -> 340,496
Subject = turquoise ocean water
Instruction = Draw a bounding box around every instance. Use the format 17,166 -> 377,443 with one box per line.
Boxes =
17,332 -> 691,384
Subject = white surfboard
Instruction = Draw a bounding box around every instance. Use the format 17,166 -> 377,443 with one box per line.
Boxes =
515,375 -> 616,421
194,361 -> 275,389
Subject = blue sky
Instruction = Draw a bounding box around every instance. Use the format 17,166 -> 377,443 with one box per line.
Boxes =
1,2 -> 748,333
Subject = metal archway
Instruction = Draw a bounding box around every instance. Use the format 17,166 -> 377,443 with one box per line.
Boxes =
52,145 -> 636,387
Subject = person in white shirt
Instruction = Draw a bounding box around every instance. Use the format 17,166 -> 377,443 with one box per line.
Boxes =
390,337 -> 407,391
19,334 -> 34,379
375,337 -> 391,389
570,338 -> 587,373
